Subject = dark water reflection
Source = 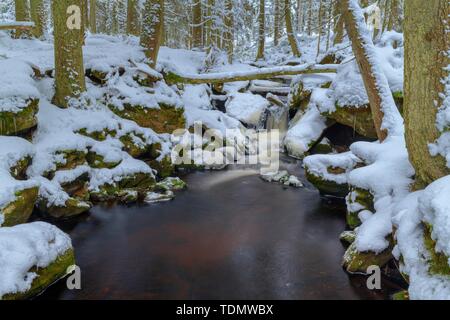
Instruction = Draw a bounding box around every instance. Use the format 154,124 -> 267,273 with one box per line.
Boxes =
39,156 -> 397,300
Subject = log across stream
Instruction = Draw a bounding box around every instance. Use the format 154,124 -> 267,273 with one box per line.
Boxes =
37,155 -> 401,300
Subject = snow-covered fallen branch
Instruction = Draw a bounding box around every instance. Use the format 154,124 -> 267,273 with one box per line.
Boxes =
164,63 -> 339,85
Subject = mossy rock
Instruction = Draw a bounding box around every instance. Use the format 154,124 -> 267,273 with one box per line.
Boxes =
392,290 -> 409,301
109,103 -> 186,134
154,177 -> 187,192
86,151 -> 121,169
60,172 -> 90,201
325,104 -> 378,139
346,187 -> 374,229
90,172 -> 156,202
0,99 -> 39,136
305,168 -> 349,198
310,138 -> 333,155
392,91 -> 403,114
423,223 -> 450,275
55,150 -> 87,171
119,134 -> 151,159
288,81 -> 311,111
116,189 -> 139,203
1,187 -> 39,227
147,155 -> 175,179
339,230 -> 357,245
10,156 -> 32,180
2,249 -> 75,300
342,240 -> 393,274
38,198 -> 91,219
133,71 -> 161,87
76,128 -> 117,141
86,69 -> 108,85
319,53 -> 344,65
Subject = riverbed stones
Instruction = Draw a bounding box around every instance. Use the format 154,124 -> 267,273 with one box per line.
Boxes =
144,190 -> 175,203
155,177 -> 187,191
345,187 -> 374,229
260,170 -> 304,187
37,197 -> 92,219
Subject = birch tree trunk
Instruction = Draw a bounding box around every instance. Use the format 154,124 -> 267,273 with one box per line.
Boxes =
256,0 -> 265,60
404,0 -> 449,188
285,0 -> 301,57
14,0 -> 30,39
30,0 -> 45,38
52,0 -> 86,108
141,0 -> 164,68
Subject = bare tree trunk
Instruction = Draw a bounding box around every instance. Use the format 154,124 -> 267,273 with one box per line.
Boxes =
192,0 -> 202,49
285,0 -> 301,57
307,0 -> 312,36
404,0 -> 449,188
52,0 -> 86,108
256,0 -> 265,60
387,0 -> 398,31
224,0 -> 234,63
316,0 -> 323,57
343,0 -> 392,141
297,0 -> 303,33
127,0 -> 140,35
89,0 -> 96,33
14,0 -> 30,39
274,0 -> 281,46
30,0 -> 45,38
333,0 -> 344,45
141,0 -> 164,68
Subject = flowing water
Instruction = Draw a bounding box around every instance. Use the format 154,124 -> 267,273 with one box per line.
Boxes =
39,155 -> 400,300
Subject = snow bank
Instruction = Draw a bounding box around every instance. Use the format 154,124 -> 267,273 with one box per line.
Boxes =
225,92 -> 270,126
0,222 -> 72,298
284,105 -> 327,159
0,58 -> 40,112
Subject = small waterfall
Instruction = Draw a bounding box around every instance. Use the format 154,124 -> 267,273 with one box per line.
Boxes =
263,104 -> 289,139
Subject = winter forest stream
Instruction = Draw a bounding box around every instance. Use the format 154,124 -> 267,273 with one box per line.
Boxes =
37,155 -> 400,300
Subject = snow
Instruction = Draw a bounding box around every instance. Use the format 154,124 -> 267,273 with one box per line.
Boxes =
0,58 -> 40,112
0,136 -> 38,223
225,92 -> 270,126
0,221 -> 72,299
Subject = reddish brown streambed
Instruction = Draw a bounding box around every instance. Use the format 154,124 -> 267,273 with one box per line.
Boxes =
38,156 -> 399,299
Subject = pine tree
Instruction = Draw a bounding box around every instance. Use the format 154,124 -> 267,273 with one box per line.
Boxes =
30,0 -> 45,38
256,0 -> 265,60
127,0 -> 140,35
14,0 -> 30,39
285,0 -> 301,57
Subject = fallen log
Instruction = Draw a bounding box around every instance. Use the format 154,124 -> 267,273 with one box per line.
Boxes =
163,63 -> 338,85
0,21 -> 35,30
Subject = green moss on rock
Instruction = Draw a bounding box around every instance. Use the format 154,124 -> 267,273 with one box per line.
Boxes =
325,104 -> 378,139
2,249 -> 75,300
1,187 -> 39,227
305,168 -> 349,198
346,187 -> 374,229
86,151 -> 121,169
342,240 -> 393,274
423,223 -> 450,276
10,156 -> 31,180
109,103 -> 186,134
38,198 -> 92,219
392,290 -> 409,300
0,99 -> 39,136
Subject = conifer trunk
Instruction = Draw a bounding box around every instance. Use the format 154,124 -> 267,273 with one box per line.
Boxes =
127,0 -> 140,35
141,0 -> 164,68
285,0 -> 301,57
404,0 -> 449,188
14,0 -> 30,39
30,0 -> 45,38
256,0 -> 265,60
52,0 -> 86,108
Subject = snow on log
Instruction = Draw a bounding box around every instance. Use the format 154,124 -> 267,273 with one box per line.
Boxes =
163,63 -> 339,85
343,0 -> 403,141
0,21 -> 35,30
